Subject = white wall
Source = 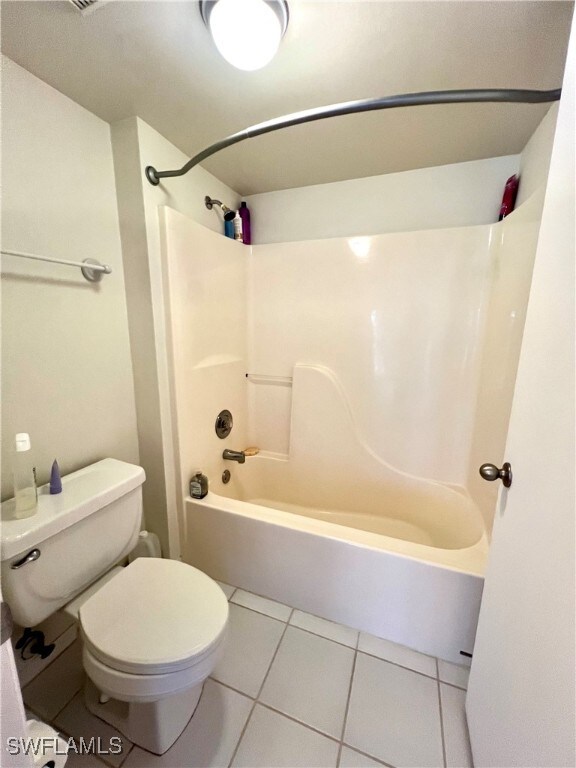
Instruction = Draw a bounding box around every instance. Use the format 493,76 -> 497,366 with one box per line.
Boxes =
1,56 -> 139,499
111,117 -> 240,557
516,104 -> 559,207
245,155 -> 519,244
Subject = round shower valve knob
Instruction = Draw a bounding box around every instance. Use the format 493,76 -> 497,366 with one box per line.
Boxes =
479,462 -> 512,488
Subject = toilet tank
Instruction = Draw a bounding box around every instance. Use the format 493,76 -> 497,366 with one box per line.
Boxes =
0,459 -> 145,627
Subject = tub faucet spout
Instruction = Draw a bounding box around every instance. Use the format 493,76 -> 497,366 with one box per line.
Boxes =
223,449 -> 246,464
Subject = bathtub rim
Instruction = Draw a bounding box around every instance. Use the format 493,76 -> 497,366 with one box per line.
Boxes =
186,491 -> 488,577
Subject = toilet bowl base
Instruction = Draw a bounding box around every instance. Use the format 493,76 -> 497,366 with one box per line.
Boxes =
84,677 -> 203,755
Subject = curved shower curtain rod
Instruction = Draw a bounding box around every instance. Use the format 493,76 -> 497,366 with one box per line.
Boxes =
144,88 -> 561,186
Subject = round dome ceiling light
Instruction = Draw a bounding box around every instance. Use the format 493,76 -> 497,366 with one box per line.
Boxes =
200,0 -> 289,71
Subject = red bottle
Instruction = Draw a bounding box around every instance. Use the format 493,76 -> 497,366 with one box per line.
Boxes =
498,174 -> 520,220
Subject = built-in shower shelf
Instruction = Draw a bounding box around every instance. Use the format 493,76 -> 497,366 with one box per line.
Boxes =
247,374 -> 293,387
193,354 -> 244,370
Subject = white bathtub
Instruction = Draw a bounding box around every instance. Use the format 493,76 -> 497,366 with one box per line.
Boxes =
186,454 -> 487,665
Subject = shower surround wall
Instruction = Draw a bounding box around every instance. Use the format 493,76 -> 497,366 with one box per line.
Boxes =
160,208 -> 496,530
161,212 -> 498,659
160,167 -> 549,658
158,207 -> 249,527
161,181 -> 549,525
247,227 -> 492,486
112,114 -> 554,566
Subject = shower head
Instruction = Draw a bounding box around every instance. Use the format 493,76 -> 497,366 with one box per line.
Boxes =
205,196 -> 236,221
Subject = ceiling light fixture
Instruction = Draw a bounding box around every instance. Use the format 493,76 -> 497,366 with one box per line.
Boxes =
200,0 -> 289,71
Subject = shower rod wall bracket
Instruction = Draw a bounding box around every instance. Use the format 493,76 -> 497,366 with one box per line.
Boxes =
144,88 -> 561,186
146,166 -> 160,186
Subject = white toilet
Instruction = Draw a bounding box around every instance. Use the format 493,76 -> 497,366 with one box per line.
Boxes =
0,458 -> 228,755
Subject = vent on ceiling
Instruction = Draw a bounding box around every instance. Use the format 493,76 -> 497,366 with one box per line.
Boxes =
68,0 -> 113,13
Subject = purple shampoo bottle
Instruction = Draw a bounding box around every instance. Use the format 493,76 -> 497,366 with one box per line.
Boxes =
239,202 -> 251,245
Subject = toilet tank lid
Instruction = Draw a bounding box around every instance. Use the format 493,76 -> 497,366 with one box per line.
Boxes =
1,459 -> 145,561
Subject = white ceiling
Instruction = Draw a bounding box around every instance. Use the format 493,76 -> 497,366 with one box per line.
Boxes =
1,0 -> 573,195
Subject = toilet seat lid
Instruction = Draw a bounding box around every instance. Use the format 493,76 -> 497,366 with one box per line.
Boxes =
79,559 -> 228,675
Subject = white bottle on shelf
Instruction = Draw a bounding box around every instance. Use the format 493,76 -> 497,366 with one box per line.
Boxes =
233,210 -> 243,242
13,433 -> 37,518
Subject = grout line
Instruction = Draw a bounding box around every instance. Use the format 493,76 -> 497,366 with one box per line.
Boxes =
257,701 -> 341,744
255,608 -> 294,699
228,589 -> 360,650
356,649 -> 438,682
116,741 -> 134,767
48,678 -> 86,723
39,654 -> 86,724
44,616 -> 78,646
337,643 -> 358,766
22,658 -> 84,723
228,585 -> 291,610
229,602 -> 288,627
229,597 -> 292,623
227,585 -> 438,674
439,680 -> 468,691
437,672 -> 448,768
340,742 -> 396,768
208,677 -> 256,701
227,698 -> 258,768
226,608 -> 294,768
284,622 -> 359,651
230,585 -> 361,641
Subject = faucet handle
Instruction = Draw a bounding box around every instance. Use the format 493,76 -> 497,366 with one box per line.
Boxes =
243,447 -> 260,456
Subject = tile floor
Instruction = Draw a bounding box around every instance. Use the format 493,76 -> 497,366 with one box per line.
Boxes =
22,582 -> 473,768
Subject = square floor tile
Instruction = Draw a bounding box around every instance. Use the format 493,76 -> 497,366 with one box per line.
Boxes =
231,705 -> 339,768
23,639 -> 85,720
260,626 -> 354,738
345,653 -> 443,768
123,680 -> 252,768
212,604 -> 285,697
339,746 -> 385,768
438,660 -> 470,689
54,692 -> 132,768
231,590 -> 292,622
215,581 -> 236,600
289,611 -> 358,648
63,751 -> 110,767
357,633 -> 437,678
440,683 -> 473,768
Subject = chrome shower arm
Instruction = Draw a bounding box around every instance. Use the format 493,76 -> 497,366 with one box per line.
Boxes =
145,88 -> 561,186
